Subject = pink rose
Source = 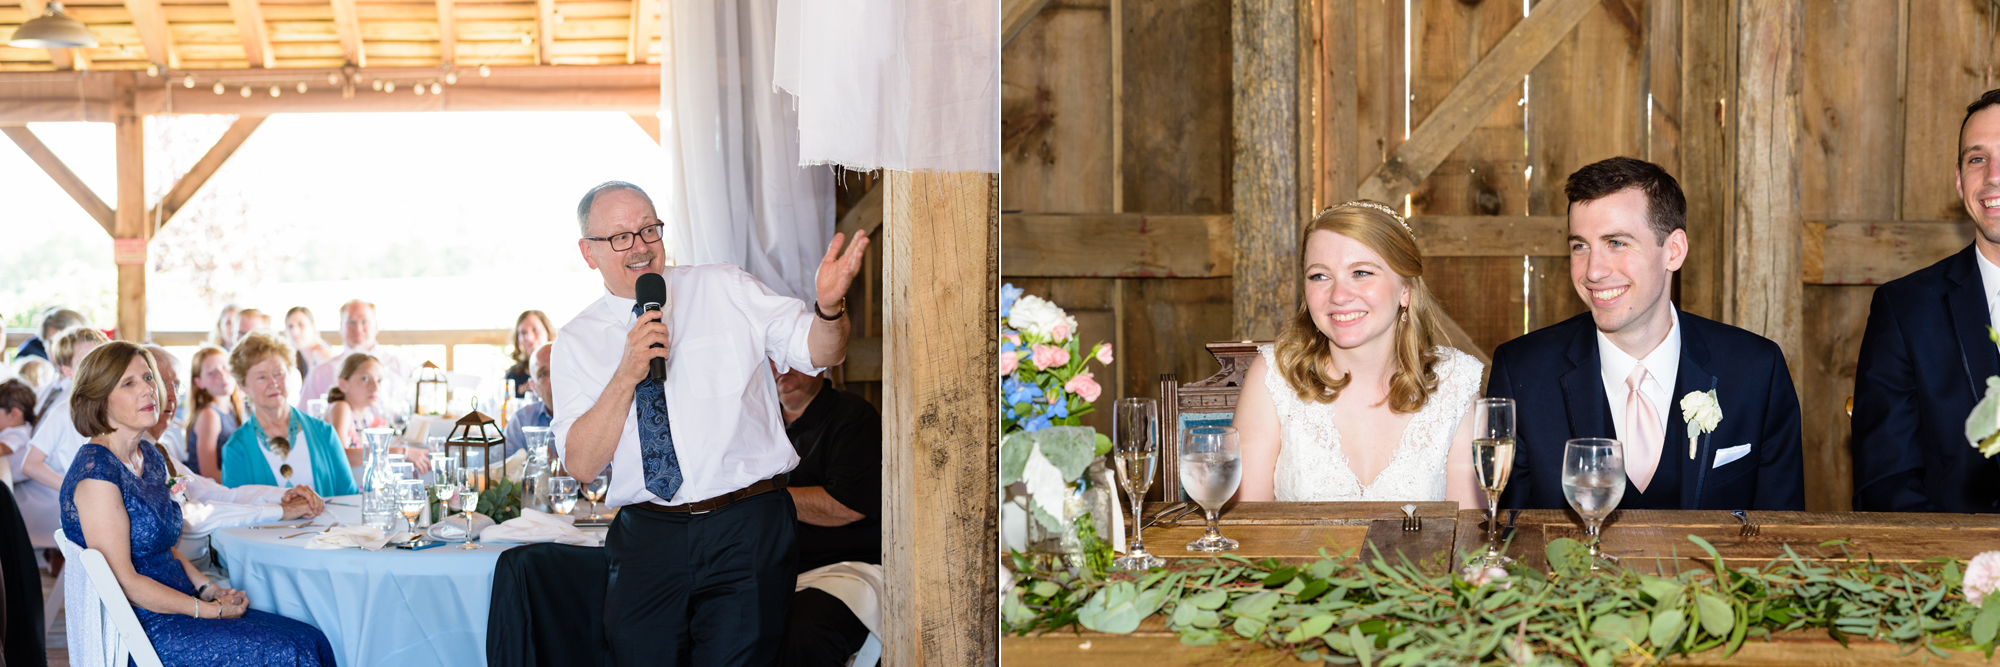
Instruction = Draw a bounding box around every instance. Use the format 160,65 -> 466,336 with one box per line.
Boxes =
1050,323 -> 1071,342
1064,372 -> 1102,403
1005,333 -> 1022,346
1461,564 -> 1510,589
1095,344 -> 1114,365
999,350 -> 1019,376
1031,344 -> 1070,371
1967,551 -> 2000,606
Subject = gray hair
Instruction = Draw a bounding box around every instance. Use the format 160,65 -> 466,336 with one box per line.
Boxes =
576,181 -> 655,236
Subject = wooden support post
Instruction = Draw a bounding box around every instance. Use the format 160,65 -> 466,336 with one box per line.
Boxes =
1730,0 -> 1801,387
880,171 -> 998,666
1317,0 -> 1358,207
1677,0 -> 1734,322
1231,0 -> 1300,340
112,74 -> 147,342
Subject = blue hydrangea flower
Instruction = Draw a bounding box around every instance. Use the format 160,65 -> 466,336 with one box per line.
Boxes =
1022,413 -> 1053,432
1001,283 -> 1024,319
1047,399 -> 1070,420
1003,378 -> 1044,405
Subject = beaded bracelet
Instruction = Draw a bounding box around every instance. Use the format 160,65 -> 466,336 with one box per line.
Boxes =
194,600 -> 202,619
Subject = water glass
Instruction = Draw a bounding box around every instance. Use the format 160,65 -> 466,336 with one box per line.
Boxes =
1561,438 -> 1626,566
549,476 -> 580,515
1471,398 -> 1517,565
1111,398 -> 1164,570
394,479 -> 426,534
1179,425 -> 1241,552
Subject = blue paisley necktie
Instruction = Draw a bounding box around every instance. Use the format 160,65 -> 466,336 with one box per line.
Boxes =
631,304 -> 682,501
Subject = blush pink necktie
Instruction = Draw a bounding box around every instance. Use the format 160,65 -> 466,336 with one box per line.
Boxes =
1624,364 -> 1662,493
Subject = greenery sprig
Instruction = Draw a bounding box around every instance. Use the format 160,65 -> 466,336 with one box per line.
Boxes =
1003,536 -> 2000,665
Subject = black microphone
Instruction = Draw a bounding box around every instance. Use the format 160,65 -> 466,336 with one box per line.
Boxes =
635,273 -> 667,382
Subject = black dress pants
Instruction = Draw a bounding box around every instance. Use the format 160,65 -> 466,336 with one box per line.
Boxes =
603,489 -> 797,667
783,587 -> 868,667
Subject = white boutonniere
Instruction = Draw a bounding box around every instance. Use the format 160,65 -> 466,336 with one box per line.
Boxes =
1680,390 -> 1722,459
168,473 -> 192,505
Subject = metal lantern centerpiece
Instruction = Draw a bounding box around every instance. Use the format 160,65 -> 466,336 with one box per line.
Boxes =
414,360 -> 449,416
445,410 -> 506,490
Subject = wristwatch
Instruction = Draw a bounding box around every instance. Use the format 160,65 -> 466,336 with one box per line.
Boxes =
815,297 -> 847,321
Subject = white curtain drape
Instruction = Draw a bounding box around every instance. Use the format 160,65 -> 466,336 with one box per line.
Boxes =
659,0 -> 833,302
773,0 -> 1000,174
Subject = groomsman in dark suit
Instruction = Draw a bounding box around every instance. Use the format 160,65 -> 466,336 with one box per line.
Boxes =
1851,89 -> 2000,513
1488,157 -> 1805,511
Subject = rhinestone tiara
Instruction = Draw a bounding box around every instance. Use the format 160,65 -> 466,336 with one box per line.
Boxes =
1325,200 -> 1414,237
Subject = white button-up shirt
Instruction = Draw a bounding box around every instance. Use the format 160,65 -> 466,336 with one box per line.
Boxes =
550,264 -> 823,507
1976,248 -> 2000,335
1597,307 -> 1683,446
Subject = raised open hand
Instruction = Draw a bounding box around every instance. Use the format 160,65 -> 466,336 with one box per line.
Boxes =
814,230 -> 871,315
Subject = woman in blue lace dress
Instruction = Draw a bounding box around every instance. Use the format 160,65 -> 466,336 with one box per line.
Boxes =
60,341 -> 335,667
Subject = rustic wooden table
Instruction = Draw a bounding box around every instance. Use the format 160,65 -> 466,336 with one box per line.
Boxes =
1003,502 -> 2000,666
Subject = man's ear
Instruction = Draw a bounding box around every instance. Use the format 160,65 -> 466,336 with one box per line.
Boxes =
1663,228 -> 1689,272
579,239 -> 598,270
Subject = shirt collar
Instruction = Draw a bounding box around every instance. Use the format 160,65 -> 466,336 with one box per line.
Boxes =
1596,306 -> 1681,394
1976,248 -> 2000,305
602,288 -> 638,323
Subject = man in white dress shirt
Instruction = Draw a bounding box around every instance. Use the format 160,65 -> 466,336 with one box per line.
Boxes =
551,181 -> 868,666
298,300 -> 412,410
1488,156 -> 1804,511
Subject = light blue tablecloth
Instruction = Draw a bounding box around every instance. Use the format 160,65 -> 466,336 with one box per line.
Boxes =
211,496 -> 597,667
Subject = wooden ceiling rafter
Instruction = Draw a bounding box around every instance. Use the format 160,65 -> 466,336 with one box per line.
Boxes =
329,0 -> 364,67
435,0 -> 456,67
121,0 -> 177,69
535,0 -> 555,65
2,124 -> 115,235
225,0 -> 274,68
151,114 -> 265,229
625,0 -> 655,65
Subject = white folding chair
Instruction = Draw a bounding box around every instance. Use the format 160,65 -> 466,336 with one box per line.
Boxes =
53,530 -> 165,667
850,633 -> 881,667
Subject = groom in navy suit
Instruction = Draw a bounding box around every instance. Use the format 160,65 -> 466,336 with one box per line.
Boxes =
1851,89 -> 2000,513
1488,157 -> 1804,511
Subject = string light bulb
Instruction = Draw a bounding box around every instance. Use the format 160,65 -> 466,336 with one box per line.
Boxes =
478,65 -> 490,77
146,63 -> 158,77
240,85 -> 251,97
430,82 -> 441,94
297,81 -> 308,93
385,81 -> 396,93
552,9 -> 562,24
327,72 -> 341,86
183,74 -> 195,88
372,78 -> 383,91
415,82 -> 425,95
444,72 -> 457,85
269,85 -> 280,97
213,82 -> 225,95
520,33 -> 532,45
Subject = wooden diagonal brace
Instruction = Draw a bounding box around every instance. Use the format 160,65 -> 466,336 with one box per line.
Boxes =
1002,0 -> 1053,47
3,124 -> 114,235
1355,0 -> 1596,204
150,115 -> 266,230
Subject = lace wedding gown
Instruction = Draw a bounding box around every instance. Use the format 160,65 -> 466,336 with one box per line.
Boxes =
1261,344 -> 1484,502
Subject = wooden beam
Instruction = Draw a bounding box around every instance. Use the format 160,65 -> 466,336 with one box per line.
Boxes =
151,115 -> 266,229
536,0 -> 555,65
436,0 -> 457,65
1731,0 -> 1801,387
1232,0 -> 1301,340
123,0 -> 179,69
1411,215 -> 1571,257
1676,0 -> 1733,322
627,112 -> 659,144
1802,221 -> 1969,286
880,170 -> 997,667
2,124 -> 114,235
329,0 -> 364,67
1353,0 -> 1596,205
113,73 -> 146,342
226,0 -> 274,68
1001,0 -> 1053,47
625,0 -> 654,65
842,336 -> 881,382
1003,213 -> 1232,278
836,183 -> 883,239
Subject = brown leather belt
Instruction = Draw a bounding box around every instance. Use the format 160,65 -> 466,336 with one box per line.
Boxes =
628,476 -> 785,515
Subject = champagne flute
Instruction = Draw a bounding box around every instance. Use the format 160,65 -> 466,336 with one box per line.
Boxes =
1111,398 -> 1165,569
394,479 -> 426,537
1561,438 -> 1626,567
1179,426 -> 1241,552
549,476 -> 580,515
432,466 -> 458,535
1471,398 -> 1517,565
455,464 -> 483,550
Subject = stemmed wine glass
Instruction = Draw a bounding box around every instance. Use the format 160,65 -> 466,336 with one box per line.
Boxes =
1179,426 -> 1241,552
393,479 -> 426,536
1111,398 -> 1165,570
549,476 -> 580,516
452,462 -> 483,550
1471,398 -> 1517,566
432,465 -> 459,534
1561,438 -> 1626,567
580,469 -> 611,523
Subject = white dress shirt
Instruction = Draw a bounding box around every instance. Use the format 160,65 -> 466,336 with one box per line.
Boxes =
1597,307 -> 1683,447
551,264 -> 823,507
29,380 -> 88,475
1976,248 -> 2000,335
298,345 -> 413,411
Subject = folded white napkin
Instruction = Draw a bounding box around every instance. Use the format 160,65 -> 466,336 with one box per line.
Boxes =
306,525 -> 398,550
479,508 -> 600,547
428,512 -> 496,542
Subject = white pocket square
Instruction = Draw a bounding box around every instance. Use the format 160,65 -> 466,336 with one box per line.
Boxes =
1712,443 -> 1753,468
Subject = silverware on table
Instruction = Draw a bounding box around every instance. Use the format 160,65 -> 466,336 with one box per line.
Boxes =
1502,509 -> 1519,542
1141,502 -> 1194,530
253,521 -> 314,530
1401,504 -> 1421,532
1733,510 -> 1760,537
280,521 -> 342,539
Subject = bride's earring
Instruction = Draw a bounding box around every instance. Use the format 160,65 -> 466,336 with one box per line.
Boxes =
1400,308 -> 1408,323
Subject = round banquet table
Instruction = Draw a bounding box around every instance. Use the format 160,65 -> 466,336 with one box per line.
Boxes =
210,495 -> 603,667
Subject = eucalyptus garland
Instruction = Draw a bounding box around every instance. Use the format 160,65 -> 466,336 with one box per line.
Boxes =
1003,536 -> 2000,665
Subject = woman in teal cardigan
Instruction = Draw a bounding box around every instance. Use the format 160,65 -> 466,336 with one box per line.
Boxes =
219,332 -> 359,496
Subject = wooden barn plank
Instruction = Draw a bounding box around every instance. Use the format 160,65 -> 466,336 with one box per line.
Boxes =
1230,0 -> 1299,340
1411,215 -> 1568,256
1802,220 -> 1971,286
1802,284 -> 1872,511
1731,0 -> 1802,387
1001,0 -> 1051,47
1527,0 -> 1644,217
152,114 -> 263,229
534,0 -> 551,63
329,0 -> 362,65
1798,0 -> 1901,224
1353,0 -> 1595,205
1002,213 -> 1232,278
1901,0 -> 1999,223
1675,0 -> 1731,322
1645,0 -> 1681,174
435,0 -> 456,62
1000,0 -> 1111,213
1121,0 -> 1230,216
1,124 -> 115,235
1408,0 -> 1525,218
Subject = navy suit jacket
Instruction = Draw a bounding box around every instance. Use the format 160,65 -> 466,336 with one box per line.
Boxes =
1851,244 -> 2000,513
1487,311 -> 1805,511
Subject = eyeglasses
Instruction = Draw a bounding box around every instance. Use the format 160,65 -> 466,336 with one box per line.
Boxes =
582,222 -> 664,252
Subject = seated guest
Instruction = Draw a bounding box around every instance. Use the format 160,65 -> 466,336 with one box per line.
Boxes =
1853,89 -> 2000,513
60,340 -> 337,666
237,308 -> 271,340
22,326 -> 111,494
209,304 -> 243,352
1232,201 -> 1485,504
12,356 -> 55,394
502,343 -> 554,459
505,310 -> 555,399
12,306 -> 87,363
299,300 -> 411,411
219,333 -> 359,496
1,379 -> 35,480
323,354 -> 429,473
187,346 -> 244,482
1489,157 -> 1804,511
284,307 -> 336,385
775,364 -> 882,666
